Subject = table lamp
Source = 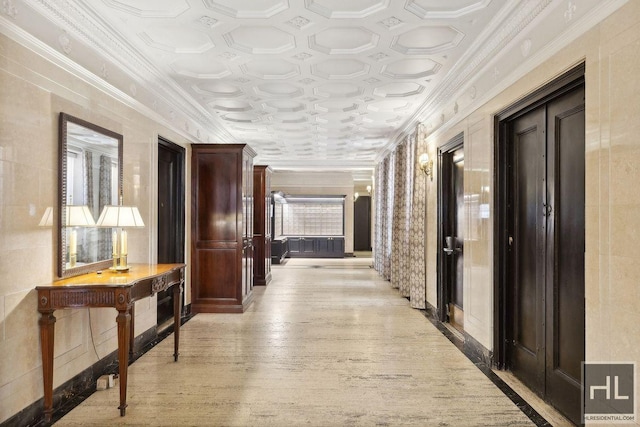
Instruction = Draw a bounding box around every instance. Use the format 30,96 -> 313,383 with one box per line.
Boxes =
96,204 -> 144,271
65,205 -> 96,267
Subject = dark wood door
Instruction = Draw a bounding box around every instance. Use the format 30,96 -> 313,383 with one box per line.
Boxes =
440,142 -> 464,331
509,107 -> 546,394
544,86 -> 585,423
253,166 -> 272,286
507,85 -> 585,424
354,196 -> 372,251
157,139 -> 184,325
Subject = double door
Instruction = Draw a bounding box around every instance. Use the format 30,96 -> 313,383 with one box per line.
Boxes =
505,82 -> 585,424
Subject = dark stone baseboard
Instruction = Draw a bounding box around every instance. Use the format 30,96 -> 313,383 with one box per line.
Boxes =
2,312 -> 195,427
421,302 -> 550,427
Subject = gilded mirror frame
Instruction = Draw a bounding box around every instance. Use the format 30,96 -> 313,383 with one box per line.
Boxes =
58,112 -> 123,278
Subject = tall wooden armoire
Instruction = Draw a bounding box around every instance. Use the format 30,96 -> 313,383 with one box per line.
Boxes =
191,144 -> 256,313
253,165 -> 272,286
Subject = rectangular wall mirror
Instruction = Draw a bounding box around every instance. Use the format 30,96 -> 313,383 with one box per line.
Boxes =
58,113 -> 123,277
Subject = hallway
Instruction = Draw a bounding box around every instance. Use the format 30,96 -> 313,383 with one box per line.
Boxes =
55,257 -> 535,426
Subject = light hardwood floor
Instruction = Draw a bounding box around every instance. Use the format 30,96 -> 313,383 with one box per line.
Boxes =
55,257 -> 536,426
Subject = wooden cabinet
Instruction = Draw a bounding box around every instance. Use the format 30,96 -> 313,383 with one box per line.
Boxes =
253,165 -> 272,285
191,144 -> 256,313
286,237 -> 345,258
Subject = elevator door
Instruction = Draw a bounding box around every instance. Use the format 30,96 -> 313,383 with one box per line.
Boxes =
438,136 -> 465,331
157,139 -> 185,325
507,84 -> 585,424
444,148 -> 464,331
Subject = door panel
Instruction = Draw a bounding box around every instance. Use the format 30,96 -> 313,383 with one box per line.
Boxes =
510,107 -> 546,395
354,196 -> 372,251
439,140 -> 464,332
157,140 -> 184,325
545,87 -> 585,424
452,149 -> 464,310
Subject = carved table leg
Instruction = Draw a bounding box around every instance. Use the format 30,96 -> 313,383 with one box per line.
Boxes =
129,303 -> 135,358
116,309 -> 131,416
39,309 -> 56,422
173,283 -> 182,362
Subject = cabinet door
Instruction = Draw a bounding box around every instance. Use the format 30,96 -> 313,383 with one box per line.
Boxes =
315,238 -> 328,255
301,238 -> 315,253
329,237 -> 345,255
288,238 -> 301,254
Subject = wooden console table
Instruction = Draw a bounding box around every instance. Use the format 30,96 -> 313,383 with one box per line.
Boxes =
36,263 -> 185,422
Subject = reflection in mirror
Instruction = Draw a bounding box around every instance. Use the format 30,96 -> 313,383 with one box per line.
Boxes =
59,113 -> 123,277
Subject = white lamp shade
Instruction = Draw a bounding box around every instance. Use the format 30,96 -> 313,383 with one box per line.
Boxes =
418,153 -> 430,166
96,205 -> 145,228
65,205 -> 96,227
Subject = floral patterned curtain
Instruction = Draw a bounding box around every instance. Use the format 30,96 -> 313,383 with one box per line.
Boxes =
374,154 -> 394,280
390,136 -> 413,296
97,155 -> 113,259
77,151 -> 94,262
374,161 -> 384,272
374,126 -> 426,309
408,126 -> 427,308
401,132 -> 415,298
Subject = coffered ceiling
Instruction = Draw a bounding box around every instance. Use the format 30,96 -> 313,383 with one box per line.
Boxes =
1,0 -> 623,178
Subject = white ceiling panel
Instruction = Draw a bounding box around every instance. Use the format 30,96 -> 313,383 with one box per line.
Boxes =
6,0 -> 622,175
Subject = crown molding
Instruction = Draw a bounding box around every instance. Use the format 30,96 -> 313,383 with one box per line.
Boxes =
421,0 -> 628,146
377,0 -> 627,163
23,0 -> 236,144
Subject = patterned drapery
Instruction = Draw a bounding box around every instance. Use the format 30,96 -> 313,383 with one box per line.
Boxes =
376,154 -> 394,280
98,155 -> 113,259
374,125 -> 425,308
77,151 -> 94,262
374,161 -> 384,272
390,135 -> 414,296
408,126 -> 427,308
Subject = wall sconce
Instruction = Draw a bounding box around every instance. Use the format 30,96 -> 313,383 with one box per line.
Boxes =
96,204 -> 144,272
419,153 -> 433,181
366,185 -> 372,195
354,192 -> 359,201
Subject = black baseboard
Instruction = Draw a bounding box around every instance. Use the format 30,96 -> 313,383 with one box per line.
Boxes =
2,313 -> 195,427
421,302 -> 550,427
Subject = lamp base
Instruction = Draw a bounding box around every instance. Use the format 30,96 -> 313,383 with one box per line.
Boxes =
109,265 -> 130,272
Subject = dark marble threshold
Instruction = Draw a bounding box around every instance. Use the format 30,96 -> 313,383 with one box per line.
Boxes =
421,303 -> 552,427
2,308 -> 194,427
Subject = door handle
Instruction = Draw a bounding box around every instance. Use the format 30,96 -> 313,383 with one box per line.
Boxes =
444,236 -> 462,255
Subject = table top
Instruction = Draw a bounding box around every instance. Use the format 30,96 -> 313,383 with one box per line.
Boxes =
37,263 -> 185,289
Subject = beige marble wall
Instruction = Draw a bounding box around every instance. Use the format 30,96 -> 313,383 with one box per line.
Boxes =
423,0 -> 640,391
0,34 -> 192,422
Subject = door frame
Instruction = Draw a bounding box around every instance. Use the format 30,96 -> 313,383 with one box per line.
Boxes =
157,137 -> 186,263
437,132 -> 464,323
493,63 -> 585,369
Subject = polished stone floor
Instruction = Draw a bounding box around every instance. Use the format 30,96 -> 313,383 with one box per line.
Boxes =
55,257 -> 537,426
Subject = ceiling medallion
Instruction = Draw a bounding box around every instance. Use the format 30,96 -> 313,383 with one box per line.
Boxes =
198,16 -> 218,28
564,1 -> 577,22
2,0 -> 18,18
379,16 -> 403,29
287,15 -> 311,29
58,31 -> 72,54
